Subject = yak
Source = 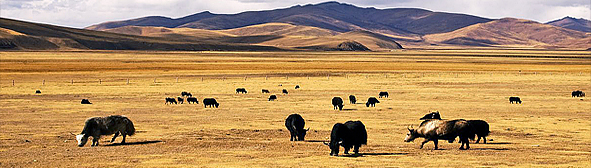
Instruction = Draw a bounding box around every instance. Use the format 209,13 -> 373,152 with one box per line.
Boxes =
285,114 -> 309,141
379,91 -> 389,98
295,85 -> 300,89
420,111 -> 441,120
177,97 -> 184,104
282,89 -> 289,94
165,97 -> 177,104
35,90 -> 41,94
181,91 -> 192,97
332,97 -> 344,110
81,99 -> 92,104
236,88 -> 248,94
572,90 -> 585,97
349,95 -> 356,104
366,97 -> 380,107
509,97 -> 522,104
75,115 -> 135,147
262,89 -> 270,93
268,95 -> 277,101
187,97 -> 199,104
203,98 -> 219,108
404,119 -> 473,150
324,121 -> 367,156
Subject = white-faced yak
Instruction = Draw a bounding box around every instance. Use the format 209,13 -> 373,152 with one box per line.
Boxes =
75,115 -> 135,147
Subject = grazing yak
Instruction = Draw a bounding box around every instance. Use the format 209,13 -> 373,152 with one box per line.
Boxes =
404,119 -> 473,150
81,99 -> 92,104
262,89 -> 270,93
236,88 -> 248,94
509,97 -> 522,104
187,97 -> 199,104
572,90 -> 585,97
282,89 -> 289,94
203,98 -> 219,108
324,121 -> 367,156
349,95 -> 356,104
165,97 -> 177,104
268,95 -> 277,101
177,97 -> 184,104
295,85 -> 300,89
379,91 -> 389,98
332,97 -> 344,110
35,90 -> 41,94
366,97 -> 380,107
420,111 -> 441,120
75,115 -> 135,147
418,111 -> 490,144
181,91 -> 192,97
285,114 -> 309,141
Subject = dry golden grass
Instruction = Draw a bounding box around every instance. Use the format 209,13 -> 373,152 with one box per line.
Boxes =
0,50 -> 590,167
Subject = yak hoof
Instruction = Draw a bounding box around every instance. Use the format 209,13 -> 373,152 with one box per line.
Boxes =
459,147 -> 466,150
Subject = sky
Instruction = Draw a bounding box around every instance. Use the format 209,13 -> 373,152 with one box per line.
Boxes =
1,0 -> 590,28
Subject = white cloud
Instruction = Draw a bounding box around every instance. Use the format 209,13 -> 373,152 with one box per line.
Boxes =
0,0 -> 589,28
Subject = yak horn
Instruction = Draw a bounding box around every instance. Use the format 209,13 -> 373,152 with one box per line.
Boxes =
323,142 -> 329,146
306,127 -> 310,131
70,132 -> 76,136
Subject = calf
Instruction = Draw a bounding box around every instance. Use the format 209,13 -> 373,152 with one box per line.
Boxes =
236,88 -> 248,94
349,95 -> 356,104
366,97 -> 380,107
324,121 -> 367,156
420,111 -> 441,120
262,89 -> 270,93
75,115 -> 135,147
379,91 -> 389,98
177,97 -> 184,104
186,97 -> 199,104
81,99 -> 92,104
295,85 -> 300,89
285,114 -> 309,141
203,98 -> 219,108
404,119 -> 473,150
181,91 -> 192,97
165,97 -> 177,104
282,89 -> 289,94
332,97 -> 344,110
268,95 -> 277,101
509,97 -> 521,104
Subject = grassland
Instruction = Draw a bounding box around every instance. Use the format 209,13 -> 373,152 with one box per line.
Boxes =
0,50 -> 590,167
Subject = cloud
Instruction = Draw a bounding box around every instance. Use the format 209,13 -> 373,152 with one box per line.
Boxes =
1,0 -> 589,28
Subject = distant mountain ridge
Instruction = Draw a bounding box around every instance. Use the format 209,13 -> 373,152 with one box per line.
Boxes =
86,1 -> 492,36
546,16 -> 591,33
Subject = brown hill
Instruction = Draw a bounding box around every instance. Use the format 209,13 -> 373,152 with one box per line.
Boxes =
220,23 -> 338,36
424,18 -> 591,49
0,17 -> 279,51
546,16 -> 591,33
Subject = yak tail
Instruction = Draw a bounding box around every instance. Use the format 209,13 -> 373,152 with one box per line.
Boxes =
125,118 -> 136,136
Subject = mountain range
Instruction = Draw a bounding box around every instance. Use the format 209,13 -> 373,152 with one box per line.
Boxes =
1,1 -> 590,51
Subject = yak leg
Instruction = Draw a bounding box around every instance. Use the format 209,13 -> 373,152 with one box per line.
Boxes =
111,132 -> 120,143
121,132 -> 127,144
353,145 -> 360,154
460,136 -> 470,150
420,139 -> 431,149
433,139 -> 439,150
475,136 -> 481,143
482,136 -> 486,144
344,147 -> 350,154
92,136 -> 99,146
290,131 -> 295,141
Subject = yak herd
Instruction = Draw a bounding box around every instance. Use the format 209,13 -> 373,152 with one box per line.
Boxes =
74,86 -> 585,156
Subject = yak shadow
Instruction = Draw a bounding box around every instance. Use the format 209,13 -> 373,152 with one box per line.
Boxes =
483,142 -> 512,145
469,148 -> 510,151
104,140 -> 163,146
339,152 -> 408,157
304,140 -> 329,143
342,109 -> 357,111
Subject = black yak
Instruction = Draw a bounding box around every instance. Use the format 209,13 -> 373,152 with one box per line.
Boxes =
187,97 -> 199,104
420,111 -> 441,120
35,90 -> 41,94
282,89 -> 289,94
466,120 -> 490,144
332,97 -> 344,110
203,98 -> 219,108
366,97 -> 380,107
324,121 -> 367,156
349,95 -> 356,104
572,90 -> 585,97
177,97 -> 184,104
165,97 -> 177,104
285,114 -> 309,141
509,97 -> 521,104
268,95 -> 277,101
404,119 -> 473,150
236,88 -> 247,94
379,91 -> 389,98
75,115 -> 135,147
181,91 -> 192,97
295,85 -> 300,89
262,89 -> 270,93
81,99 -> 92,104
